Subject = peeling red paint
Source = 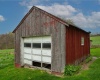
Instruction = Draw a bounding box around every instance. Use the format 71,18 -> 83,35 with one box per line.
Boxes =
15,63 -> 21,68
43,20 -> 58,32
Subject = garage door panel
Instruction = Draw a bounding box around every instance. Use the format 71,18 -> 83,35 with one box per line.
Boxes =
24,54 -> 31,60
33,37 -> 42,42
23,36 -> 51,67
24,48 -> 31,53
42,56 -> 51,63
24,38 -> 32,42
24,59 -> 32,65
32,49 -> 41,55
42,36 -> 51,43
42,50 -> 51,56
32,55 -> 41,61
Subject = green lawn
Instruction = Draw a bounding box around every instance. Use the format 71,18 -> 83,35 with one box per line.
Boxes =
90,48 -> 100,57
0,49 -> 100,80
90,36 -> 100,45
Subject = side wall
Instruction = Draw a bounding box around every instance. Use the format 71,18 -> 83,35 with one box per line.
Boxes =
14,8 -> 66,72
66,25 -> 90,65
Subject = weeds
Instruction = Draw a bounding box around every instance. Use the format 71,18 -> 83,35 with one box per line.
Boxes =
85,56 -> 92,63
64,65 -> 80,76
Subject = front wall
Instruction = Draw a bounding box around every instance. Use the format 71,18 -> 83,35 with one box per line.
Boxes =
14,8 -> 66,72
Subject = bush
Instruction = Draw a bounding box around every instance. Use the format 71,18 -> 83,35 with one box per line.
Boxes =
85,56 -> 92,63
64,65 -> 80,76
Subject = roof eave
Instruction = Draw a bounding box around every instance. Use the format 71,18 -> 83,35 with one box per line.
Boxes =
12,6 -> 35,33
12,6 -> 89,34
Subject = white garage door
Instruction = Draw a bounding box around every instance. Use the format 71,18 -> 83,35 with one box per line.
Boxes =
23,36 -> 51,69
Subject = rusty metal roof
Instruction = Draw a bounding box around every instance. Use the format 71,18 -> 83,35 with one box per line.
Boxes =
13,6 -> 90,33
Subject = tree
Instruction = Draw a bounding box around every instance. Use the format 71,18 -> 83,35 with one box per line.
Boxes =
66,19 -> 75,25
0,32 -> 14,49
57,16 -> 76,25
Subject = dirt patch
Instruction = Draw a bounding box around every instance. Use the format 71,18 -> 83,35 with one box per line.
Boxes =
81,57 -> 97,70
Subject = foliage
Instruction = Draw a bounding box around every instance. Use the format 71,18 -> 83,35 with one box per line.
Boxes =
85,56 -> 92,63
0,32 -> 14,49
58,16 -> 76,25
64,65 -> 80,76
66,19 -> 76,25
90,33 -> 100,37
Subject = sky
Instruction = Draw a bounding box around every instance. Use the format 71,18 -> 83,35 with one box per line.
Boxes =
0,0 -> 100,34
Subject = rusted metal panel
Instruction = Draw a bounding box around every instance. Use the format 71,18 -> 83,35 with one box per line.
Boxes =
66,25 -> 90,65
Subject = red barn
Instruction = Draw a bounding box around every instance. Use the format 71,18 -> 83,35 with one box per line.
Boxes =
13,6 -> 90,73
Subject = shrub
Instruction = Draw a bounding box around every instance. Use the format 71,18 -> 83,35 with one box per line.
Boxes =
85,56 -> 92,63
64,65 -> 80,76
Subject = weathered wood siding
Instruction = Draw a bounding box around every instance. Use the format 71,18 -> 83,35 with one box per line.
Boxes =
14,7 -> 66,72
14,6 -> 90,73
66,25 -> 90,65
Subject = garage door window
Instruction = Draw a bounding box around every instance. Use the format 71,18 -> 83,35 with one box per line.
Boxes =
42,43 -> 51,49
24,43 -> 31,48
33,43 -> 41,48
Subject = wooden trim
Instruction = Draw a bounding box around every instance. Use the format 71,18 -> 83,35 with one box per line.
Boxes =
20,38 -> 24,66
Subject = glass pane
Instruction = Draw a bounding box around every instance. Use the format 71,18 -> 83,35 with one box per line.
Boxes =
24,43 -> 31,47
81,37 -> 84,45
33,43 -> 41,48
42,43 -> 51,48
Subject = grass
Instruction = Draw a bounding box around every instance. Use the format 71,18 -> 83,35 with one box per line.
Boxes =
90,36 -> 100,45
90,48 -> 100,57
0,48 -> 100,80
0,49 -> 14,54
87,59 -> 100,80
